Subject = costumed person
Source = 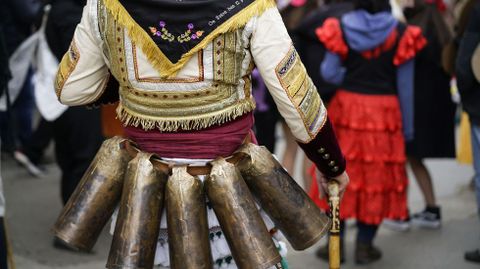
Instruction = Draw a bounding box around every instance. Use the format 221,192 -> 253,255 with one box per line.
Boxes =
310,0 -> 426,264
456,0 -> 480,263
52,0 -> 349,268
384,0 -> 456,231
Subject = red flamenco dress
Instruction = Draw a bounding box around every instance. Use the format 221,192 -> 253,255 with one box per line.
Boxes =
309,18 -> 427,225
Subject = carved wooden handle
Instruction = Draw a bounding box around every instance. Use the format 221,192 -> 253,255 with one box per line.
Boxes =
328,182 -> 340,269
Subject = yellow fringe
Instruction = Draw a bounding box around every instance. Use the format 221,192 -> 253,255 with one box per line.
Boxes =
116,100 -> 256,132
103,0 -> 276,78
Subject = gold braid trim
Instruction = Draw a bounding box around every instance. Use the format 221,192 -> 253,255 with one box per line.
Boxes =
102,0 -> 276,78
116,99 -> 256,132
55,40 -> 80,100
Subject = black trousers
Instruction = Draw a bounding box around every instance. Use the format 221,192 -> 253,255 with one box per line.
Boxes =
253,90 -> 280,153
0,69 -> 35,152
53,107 -> 103,204
23,118 -> 54,164
253,110 -> 279,153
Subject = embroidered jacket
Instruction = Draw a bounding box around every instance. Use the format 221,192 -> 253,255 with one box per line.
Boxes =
55,0 -> 346,177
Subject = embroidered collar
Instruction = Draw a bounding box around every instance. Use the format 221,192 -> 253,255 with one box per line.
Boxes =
105,0 -> 274,77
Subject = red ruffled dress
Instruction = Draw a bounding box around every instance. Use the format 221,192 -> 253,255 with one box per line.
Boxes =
309,18 -> 427,225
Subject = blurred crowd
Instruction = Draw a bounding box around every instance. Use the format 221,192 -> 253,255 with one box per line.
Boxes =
0,0 -> 479,268
256,0 -> 480,266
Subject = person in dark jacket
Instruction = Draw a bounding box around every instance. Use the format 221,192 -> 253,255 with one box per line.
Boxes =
403,0 -> 456,229
0,0 -> 42,153
44,0 -> 104,250
45,0 -> 104,205
456,0 -> 480,264
294,0 -> 355,103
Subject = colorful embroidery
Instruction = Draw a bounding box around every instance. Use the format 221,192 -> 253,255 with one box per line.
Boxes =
278,50 -> 296,75
149,21 -> 204,43
275,46 -> 326,139
118,30 -> 255,132
100,0 -> 276,78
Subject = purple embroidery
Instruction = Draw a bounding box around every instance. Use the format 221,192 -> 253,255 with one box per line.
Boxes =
149,21 -> 204,43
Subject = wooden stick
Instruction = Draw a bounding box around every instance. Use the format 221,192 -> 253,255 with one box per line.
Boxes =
328,182 -> 341,269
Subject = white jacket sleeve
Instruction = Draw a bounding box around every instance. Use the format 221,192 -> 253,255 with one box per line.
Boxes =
250,7 -> 328,144
54,1 -> 110,106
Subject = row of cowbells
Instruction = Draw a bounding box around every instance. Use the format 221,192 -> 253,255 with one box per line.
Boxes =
52,136 -> 332,269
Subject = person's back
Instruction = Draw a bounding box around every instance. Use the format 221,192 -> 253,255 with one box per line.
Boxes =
56,0 -> 345,163
313,0 -> 426,264
53,0 -> 350,268
320,8 -> 421,95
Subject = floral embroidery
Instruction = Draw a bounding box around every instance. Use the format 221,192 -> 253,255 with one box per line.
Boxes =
149,21 -> 204,43
149,21 -> 174,42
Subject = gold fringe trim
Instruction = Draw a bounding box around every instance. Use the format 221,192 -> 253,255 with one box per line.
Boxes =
116,100 -> 256,132
102,0 -> 276,78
